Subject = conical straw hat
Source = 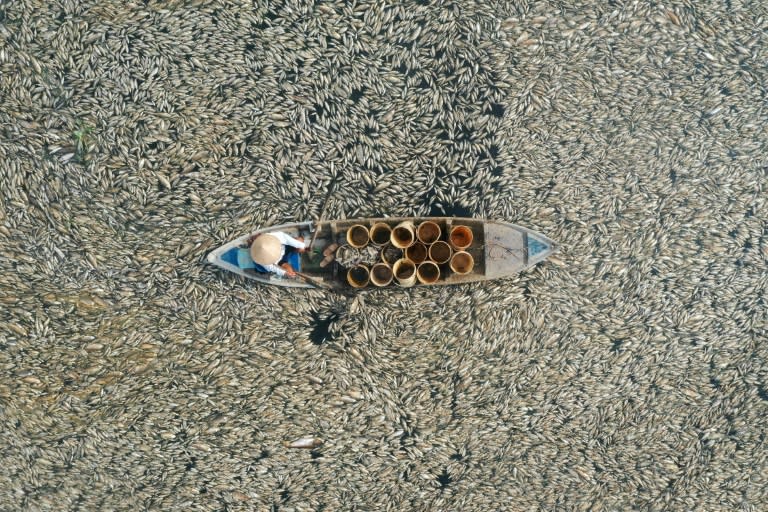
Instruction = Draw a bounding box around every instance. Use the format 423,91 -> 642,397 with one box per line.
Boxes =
250,234 -> 282,265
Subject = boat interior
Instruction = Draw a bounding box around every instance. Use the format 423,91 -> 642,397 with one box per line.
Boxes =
302,218 -> 485,286
213,217 -> 554,288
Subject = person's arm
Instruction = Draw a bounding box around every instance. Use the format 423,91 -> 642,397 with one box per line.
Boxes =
263,263 -> 287,277
272,232 -> 307,251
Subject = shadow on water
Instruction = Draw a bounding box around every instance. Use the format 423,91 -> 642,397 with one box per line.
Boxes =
309,311 -> 340,345
427,201 -> 474,218
437,468 -> 452,489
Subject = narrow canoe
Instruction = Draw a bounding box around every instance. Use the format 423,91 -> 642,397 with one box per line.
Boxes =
206,217 -> 557,289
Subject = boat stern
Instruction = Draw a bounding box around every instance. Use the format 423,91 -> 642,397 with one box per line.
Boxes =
483,221 -> 557,279
525,231 -> 557,267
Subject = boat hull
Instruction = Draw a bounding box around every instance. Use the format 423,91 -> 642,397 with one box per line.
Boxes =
207,218 -> 557,289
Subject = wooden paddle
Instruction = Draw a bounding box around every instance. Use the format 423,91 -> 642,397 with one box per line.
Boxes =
295,271 -> 331,288
295,272 -> 357,297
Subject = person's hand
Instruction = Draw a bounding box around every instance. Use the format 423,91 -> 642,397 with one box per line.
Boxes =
281,262 -> 297,278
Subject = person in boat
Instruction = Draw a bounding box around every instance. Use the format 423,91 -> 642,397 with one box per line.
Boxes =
247,232 -> 306,278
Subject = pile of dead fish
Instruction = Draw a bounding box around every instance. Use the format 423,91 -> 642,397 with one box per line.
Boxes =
0,0 -> 765,510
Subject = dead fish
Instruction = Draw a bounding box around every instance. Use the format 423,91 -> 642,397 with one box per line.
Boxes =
285,437 -> 323,449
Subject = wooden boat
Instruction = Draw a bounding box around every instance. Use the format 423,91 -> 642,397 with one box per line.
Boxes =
206,217 -> 557,289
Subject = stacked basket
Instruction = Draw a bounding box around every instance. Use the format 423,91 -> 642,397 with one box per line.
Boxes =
341,220 -> 475,288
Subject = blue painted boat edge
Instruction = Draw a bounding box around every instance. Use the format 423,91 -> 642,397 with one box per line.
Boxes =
206,221 -> 315,288
485,219 -> 559,270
